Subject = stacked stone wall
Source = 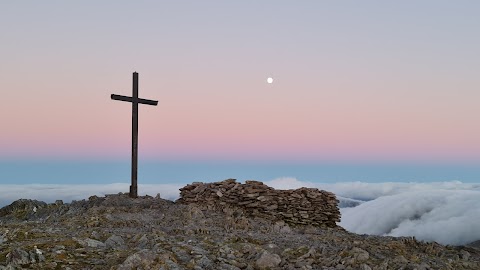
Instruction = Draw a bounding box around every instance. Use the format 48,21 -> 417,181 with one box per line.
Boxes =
178,179 -> 340,228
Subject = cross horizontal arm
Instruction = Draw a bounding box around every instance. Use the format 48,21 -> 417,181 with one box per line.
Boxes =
111,94 -> 158,106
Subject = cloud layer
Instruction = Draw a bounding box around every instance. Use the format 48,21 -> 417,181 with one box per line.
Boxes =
340,190 -> 480,245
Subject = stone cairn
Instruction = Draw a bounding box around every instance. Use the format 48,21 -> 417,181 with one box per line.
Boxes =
178,179 -> 340,228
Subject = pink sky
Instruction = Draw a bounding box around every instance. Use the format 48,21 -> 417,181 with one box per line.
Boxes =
1,1 -> 479,164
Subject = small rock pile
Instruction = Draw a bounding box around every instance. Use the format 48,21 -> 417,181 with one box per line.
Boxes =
178,179 -> 340,227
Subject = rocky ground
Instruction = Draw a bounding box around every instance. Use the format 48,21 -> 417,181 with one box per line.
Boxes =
1,191 -> 479,269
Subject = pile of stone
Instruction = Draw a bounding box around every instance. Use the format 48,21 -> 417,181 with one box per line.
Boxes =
178,179 -> 340,228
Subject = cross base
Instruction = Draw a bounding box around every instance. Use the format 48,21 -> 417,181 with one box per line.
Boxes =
129,185 -> 138,198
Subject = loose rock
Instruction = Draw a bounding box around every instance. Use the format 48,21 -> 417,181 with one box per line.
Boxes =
255,251 -> 282,269
0,181 -> 478,269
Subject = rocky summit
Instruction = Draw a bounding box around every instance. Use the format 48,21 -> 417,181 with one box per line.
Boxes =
0,180 -> 479,270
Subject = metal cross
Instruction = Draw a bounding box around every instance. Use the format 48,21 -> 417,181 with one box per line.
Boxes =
111,72 -> 158,198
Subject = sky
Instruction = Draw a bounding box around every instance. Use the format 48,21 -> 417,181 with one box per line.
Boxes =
1,1 -> 479,182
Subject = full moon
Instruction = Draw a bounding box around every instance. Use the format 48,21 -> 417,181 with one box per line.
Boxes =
267,77 -> 273,84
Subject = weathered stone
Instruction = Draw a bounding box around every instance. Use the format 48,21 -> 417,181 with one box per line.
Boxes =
5,248 -> 30,265
136,234 -> 150,249
352,247 -> 369,262
0,199 -> 47,218
105,235 -> 126,250
74,237 -> 106,248
360,264 -> 372,270
118,249 -> 157,270
460,250 -> 471,260
255,250 -> 281,269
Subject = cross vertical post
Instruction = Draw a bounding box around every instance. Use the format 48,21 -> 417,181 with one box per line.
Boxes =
131,72 -> 139,198
111,72 -> 158,198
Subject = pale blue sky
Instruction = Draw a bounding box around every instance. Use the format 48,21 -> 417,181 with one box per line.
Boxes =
1,1 -> 479,183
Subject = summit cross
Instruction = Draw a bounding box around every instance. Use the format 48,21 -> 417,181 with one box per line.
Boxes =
111,72 -> 158,198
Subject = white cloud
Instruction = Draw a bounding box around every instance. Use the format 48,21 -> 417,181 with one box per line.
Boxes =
340,190 -> 480,245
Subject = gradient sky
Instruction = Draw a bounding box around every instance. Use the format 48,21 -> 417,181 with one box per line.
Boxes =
1,1 -> 479,164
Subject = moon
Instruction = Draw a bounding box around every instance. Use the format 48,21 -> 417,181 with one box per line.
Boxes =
267,77 -> 273,84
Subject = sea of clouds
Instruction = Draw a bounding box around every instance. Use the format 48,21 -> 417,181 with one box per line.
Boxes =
1,178 -> 479,246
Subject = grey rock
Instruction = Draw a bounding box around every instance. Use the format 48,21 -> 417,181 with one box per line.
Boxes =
118,249 -> 157,270
5,248 -> 30,265
460,250 -> 471,260
263,243 -> 282,256
190,256 -> 213,269
298,247 -> 316,260
90,230 -> 101,240
190,246 -> 208,256
29,246 -> 45,263
351,247 -> 369,262
360,264 -> 372,270
280,225 -> 292,234
417,262 -> 431,270
74,237 -> 106,248
164,258 -> 183,270
393,255 -> 409,264
0,266 -> 17,270
194,255 -> 214,268
172,246 -> 192,263
136,234 -> 150,249
0,199 -> 47,219
105,235 -> 126,250
218,263 -> 241,270
255,250 -> 282,269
